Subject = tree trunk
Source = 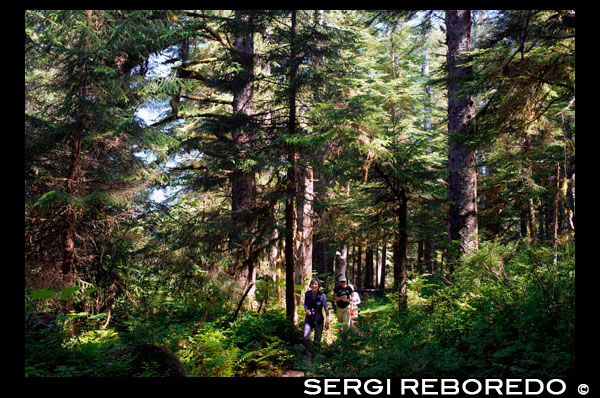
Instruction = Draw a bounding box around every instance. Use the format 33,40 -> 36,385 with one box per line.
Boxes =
350,245 -> 356,286
313,230 -> 326,276
425,239 -> 435,275
522,134 -> 537,243
569,173 -> 575,231
446,10 -> 478,267
397,188 -> 408,310
285,10 -> 299,324
417,240 -> 425,274
519,197 -> 528,239
268,201 -> 281,303
365,245 -> 374,289
539,201 -> 547,242
356,244 -> 362,288
231,11 -> 257,305
63,10 -> 95,287
375,245 -> 380,288
379,243 -> 387,289
285,160 -> 298,324
310,11 -> 329,281
334,247 -> 348,280
302,167 -> 314,282
553,162 -> 560,265
62,135 -> 82,285
295,166 -> 314,304
422,30 -> 436,274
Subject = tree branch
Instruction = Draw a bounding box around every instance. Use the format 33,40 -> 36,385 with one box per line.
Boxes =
233,283 -> 254,321
502,10 -> 532,75
181,94 -> 232,105
372,162 -> 405,203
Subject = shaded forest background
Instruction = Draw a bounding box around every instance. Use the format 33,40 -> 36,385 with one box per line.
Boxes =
25,10 -> 576,378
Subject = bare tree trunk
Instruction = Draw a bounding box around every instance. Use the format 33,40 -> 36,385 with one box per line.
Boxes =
334,248 -> 347,280
295,166 -> 314,304
446,10 -> 478,269
302,167 -> 314,282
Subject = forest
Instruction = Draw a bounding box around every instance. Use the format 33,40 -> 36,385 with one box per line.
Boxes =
25,10 -> 576,381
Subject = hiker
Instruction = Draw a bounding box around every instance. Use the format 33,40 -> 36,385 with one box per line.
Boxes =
332,276 -> 353,331
349,284 -> 361,326
303,278 -> 329,355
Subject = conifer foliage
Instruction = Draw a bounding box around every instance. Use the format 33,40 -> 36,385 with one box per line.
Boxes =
25,10 -> 178,304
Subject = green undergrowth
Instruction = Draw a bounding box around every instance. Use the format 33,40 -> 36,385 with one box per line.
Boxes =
310,241 -> 575,378
25,241 -> 574,377
25,298 -> 304,376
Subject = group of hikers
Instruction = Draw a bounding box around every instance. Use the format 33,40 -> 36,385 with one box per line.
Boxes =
302,274 -> 361,355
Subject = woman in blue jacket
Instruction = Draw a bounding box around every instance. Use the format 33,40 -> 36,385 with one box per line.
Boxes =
303,278 -> 330,355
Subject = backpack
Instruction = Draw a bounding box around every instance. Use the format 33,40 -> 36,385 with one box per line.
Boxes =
350,291 -> 360,319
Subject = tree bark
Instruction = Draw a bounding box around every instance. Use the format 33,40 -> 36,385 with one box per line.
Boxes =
285,10 -> 299,324
523,134 -> 537,243
62,135 -> 82,285
334,246 -> 348,280
397,188 -> 408,310
553,162 -> 560,265
365,245 -> 374,289
350,245 -> 356,286
446,10 -> 478,267
62,10 -> 95,286
295,166 -> 314,303
268,201 -> 282,303
425,239 -> 435,275
379,243 -> 386,289
356,244 -> 362,289
375,245 -> 380,288
231,11 -> 257,306
310,10 -> 331,281
417,240 -> 425,274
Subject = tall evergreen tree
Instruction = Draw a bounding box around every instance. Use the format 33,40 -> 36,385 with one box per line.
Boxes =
445,10 -> 478,268
229,10 -> 258,299
25,10 -> 177,313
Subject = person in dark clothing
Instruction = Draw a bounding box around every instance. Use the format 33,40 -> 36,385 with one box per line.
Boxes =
303,278 -> 329,355
333,276 -> 353,331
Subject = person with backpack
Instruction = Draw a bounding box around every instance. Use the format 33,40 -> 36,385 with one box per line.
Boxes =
303,278 -> 329,355
332,276 -> 353,331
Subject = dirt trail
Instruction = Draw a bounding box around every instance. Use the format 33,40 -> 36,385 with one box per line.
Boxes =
282,369 -> 305,377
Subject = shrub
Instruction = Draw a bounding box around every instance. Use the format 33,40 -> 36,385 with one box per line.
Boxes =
177,325 -> 239,376
314,241 -> 575,378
